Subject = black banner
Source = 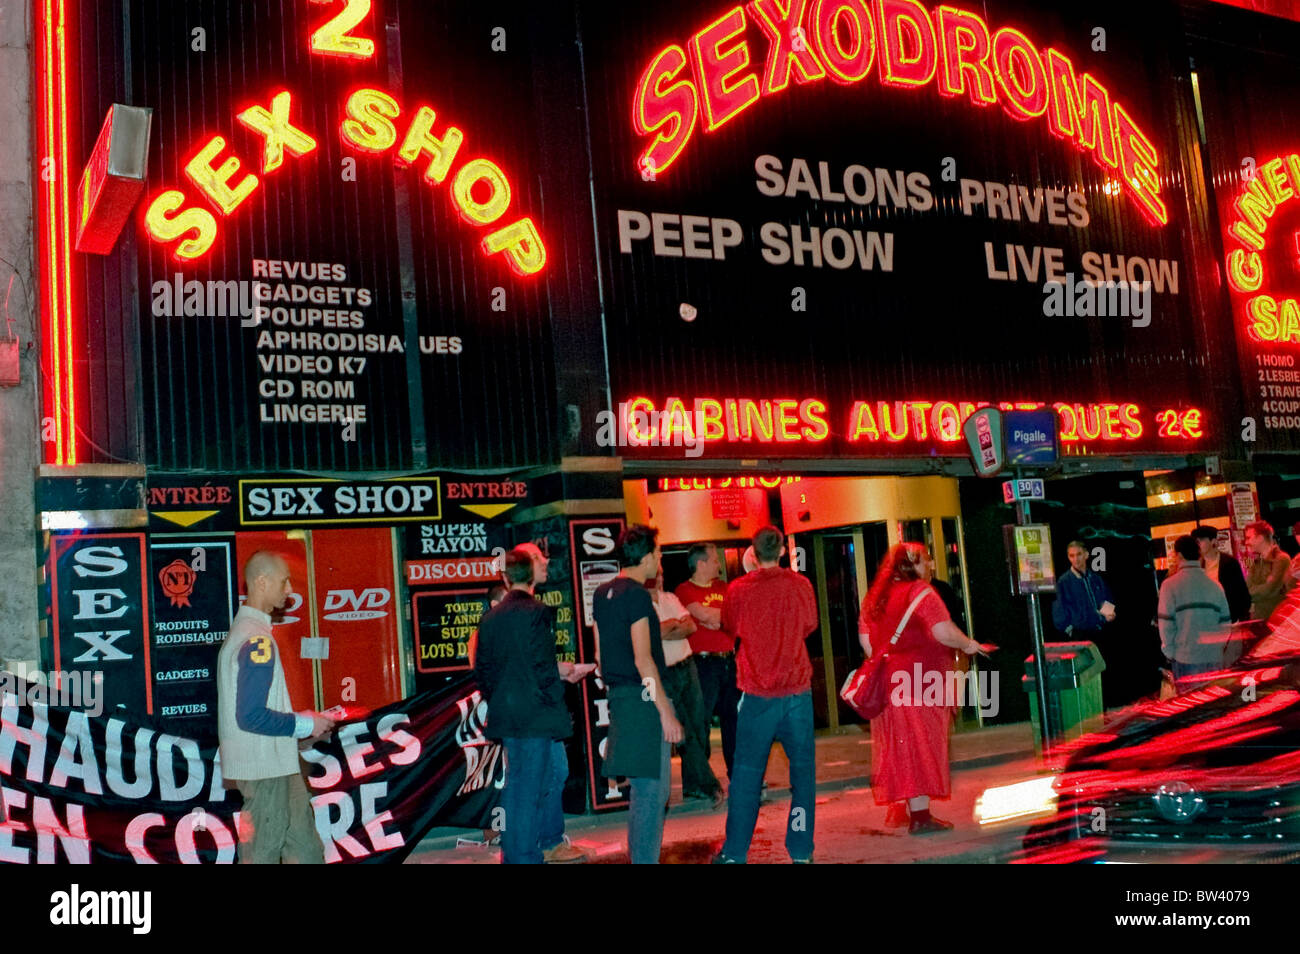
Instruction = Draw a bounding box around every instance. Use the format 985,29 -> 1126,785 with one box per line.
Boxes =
0,674 -> 502,863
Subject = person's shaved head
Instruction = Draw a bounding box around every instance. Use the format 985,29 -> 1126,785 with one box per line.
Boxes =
244,551 -> 286,589
244,551 -> 292,612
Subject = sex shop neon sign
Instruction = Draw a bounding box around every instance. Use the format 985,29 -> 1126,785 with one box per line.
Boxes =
141,0 -> 545,276
632,0 -> 1167,226
1224,151 -> 1300,344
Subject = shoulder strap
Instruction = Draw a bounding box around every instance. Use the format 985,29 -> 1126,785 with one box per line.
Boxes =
891,586 -> 935,645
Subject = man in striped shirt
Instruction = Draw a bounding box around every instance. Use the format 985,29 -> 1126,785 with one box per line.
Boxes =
1158,535 -> 1231,687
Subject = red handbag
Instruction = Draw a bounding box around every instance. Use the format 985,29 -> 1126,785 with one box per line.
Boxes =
840,587 -> 934,720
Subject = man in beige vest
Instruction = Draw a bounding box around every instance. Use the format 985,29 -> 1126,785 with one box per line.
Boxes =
218,551 -> 334,863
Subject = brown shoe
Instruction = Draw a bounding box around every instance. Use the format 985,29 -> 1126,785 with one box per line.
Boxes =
542,841 -> 589,864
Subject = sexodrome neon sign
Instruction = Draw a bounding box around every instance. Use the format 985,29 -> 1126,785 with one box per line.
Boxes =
632,0 -> 1167,226
1224,152 -> 1300,344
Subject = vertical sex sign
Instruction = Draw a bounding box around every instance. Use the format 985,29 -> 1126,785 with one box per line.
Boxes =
569,517 -> 626,811
49,533 -> 152,716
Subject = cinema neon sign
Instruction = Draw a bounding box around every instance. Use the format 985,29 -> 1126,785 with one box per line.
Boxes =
633,0 -> 1167,226
1224,152 -> 1300,343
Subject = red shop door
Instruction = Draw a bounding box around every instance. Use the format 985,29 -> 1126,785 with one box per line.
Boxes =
311,528 -> 403,711
234,532 -> 317,712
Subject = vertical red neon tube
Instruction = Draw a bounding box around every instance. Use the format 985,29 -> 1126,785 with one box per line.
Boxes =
36,0 -> 76,464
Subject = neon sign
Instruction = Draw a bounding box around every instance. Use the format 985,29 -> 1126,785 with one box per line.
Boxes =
632,0 -> 1167,226
657,475 -> 802,490
623,395 -> 1203,449
140,39 -> 546,276
1224,151 -> 1300,343
36,0 -> 77,464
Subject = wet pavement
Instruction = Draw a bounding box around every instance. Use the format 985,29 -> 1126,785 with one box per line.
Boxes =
407,722 -> 1047,864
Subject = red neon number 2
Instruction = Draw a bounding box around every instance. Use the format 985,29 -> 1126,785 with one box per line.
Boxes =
310,0 -> 375,60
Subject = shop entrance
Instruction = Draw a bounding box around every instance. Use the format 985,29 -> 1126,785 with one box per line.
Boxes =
627,473 -> 977,734
782,477 -> 978,732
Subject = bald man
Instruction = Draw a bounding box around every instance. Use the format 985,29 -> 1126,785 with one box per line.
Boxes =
218,551 -> 334,864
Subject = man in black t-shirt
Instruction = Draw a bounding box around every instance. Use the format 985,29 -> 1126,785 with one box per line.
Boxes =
593,524 -> 683,864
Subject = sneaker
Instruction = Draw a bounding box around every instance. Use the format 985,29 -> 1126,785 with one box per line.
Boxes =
710,850 -> 741,864
542,839 -> 590,863
908,815 -> 955,835
884,803 -> 909,828
791,856 -> 814,864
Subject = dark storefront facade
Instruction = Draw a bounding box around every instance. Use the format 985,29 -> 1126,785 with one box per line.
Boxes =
31,0 -> 1300,810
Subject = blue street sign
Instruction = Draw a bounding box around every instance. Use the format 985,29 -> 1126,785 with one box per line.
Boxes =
1004,410 -> 1058,466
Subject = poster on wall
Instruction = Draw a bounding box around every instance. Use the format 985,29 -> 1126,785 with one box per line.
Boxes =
517,515 -> 579,662
49,533 -> 152,717
413,589 -> 487,674
148,538 -> 235,737
569,517 -> 628,811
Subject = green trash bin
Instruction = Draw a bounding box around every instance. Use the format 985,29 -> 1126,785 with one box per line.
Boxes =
1021,641 -> 1106,756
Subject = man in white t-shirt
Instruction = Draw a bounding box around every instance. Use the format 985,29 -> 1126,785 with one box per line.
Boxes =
650,576 -> 723,808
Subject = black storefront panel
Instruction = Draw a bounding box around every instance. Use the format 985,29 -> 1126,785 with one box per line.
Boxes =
65,0 -> 596,472
579,0 -> 1229,461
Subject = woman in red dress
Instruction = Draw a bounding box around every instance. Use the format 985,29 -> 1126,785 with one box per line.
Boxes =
858,543 -> 995,834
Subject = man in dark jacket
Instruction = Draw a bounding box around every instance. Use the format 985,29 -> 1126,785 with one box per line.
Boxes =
1051,540 -> 1116,637
1191,525 -> 1250,622
474,547 -> 586,864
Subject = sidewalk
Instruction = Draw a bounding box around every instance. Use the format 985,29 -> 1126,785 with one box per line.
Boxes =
406,721 -> 1038,862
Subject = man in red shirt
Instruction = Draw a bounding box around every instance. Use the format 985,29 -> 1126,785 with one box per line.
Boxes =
712,526 -> 819,864
675,543 -> 740,783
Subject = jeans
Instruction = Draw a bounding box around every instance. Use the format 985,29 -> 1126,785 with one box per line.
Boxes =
662,659 -> 720,796
502,737 -> 567,864
627,741 -> 671,864
695,654 -> 740,780
721,691 -> 815,863
540,740 -> 569,851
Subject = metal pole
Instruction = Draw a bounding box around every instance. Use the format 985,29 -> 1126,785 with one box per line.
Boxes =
1018,484 -> 1053,760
